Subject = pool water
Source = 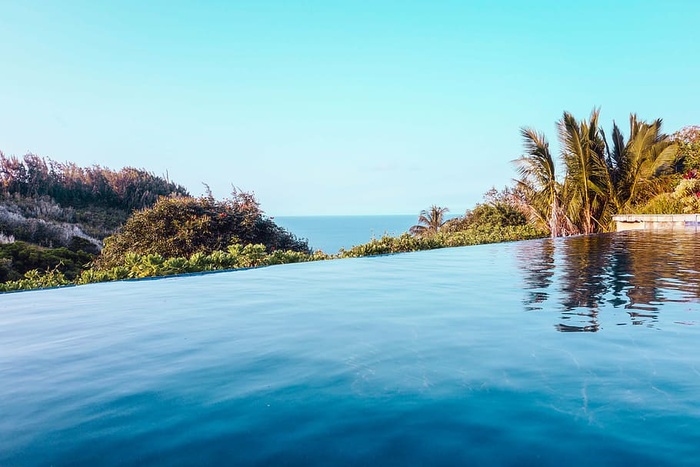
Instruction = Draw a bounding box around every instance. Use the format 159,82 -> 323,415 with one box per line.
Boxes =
2,231 -> 700,465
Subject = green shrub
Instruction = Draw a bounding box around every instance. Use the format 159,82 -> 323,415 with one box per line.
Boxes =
635,178 -> 700,214
0,241 -> 94,282
0,268 -> 71,292
97,193 -> 309,269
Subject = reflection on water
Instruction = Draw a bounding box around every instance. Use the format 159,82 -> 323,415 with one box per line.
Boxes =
517,230 -> 700,332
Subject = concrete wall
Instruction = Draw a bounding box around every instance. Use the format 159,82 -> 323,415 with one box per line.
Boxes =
613,214 -> 700,232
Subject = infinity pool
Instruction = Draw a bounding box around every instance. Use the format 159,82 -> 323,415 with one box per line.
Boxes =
2,231 -> 700,465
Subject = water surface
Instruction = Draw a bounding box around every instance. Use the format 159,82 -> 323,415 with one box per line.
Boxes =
2,231 -> 700,465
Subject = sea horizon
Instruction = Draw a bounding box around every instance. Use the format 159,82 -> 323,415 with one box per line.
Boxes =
273,214 -> 421,254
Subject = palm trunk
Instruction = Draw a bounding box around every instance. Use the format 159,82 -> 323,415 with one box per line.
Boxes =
549,196 -> 558,238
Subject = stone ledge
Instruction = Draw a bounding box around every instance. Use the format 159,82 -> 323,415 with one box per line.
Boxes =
612,214 -> 700,231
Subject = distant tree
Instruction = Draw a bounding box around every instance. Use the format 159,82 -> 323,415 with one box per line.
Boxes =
0,153 -> 188,209
409,205 -> 449,237
468,202 -> 527,228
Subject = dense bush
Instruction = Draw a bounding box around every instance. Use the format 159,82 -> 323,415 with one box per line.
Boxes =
672,126 -> 700,172
0,241 -> 94,282
97,192 -> 310,269
445,202 -> 528,232
635,170 -> 700,214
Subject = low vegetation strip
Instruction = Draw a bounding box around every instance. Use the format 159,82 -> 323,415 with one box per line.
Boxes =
0,225 -> 546,293
338,225 -> 545,257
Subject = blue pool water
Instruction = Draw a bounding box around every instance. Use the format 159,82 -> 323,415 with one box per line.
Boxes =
2,231 -> 700,465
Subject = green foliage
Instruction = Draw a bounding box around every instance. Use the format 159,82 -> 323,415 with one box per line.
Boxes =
2,221 -> 544,293
0,267 -> 71,292
634,170 -> 700,214
0,241 -> 94,282
447,202 -> 527,232
340,225 -> 545,258
97,192 -> 310,268
84,243 -> 326,282
439,187 -> 530,235
672,126 -> 700,171
636,193 -> 686,214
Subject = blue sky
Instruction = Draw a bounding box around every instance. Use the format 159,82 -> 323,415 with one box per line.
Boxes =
1,1 -> 699,215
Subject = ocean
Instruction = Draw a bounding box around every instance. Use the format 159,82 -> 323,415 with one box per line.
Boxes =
273,215 -> 418,253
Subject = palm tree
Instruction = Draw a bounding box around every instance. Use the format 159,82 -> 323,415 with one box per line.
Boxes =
514,128 -> 562,237
604,115 -> 678,212
517,109 -> 679,236
409,205 -> 449,237
559,109 -> 611,234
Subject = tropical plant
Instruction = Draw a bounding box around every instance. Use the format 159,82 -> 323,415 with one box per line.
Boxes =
514,128 -> 564,237
515,109 -> 679,235
409,205 -> 449,237
604,115 -> 678,212
558,109 -> 610,234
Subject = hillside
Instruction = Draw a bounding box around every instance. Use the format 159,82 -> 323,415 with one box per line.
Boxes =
0,152 -> 310,286
0,153 -> 190,278
0,153 -> 189,251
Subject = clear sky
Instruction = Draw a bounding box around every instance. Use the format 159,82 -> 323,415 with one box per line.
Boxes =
1,1 -> 699,215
